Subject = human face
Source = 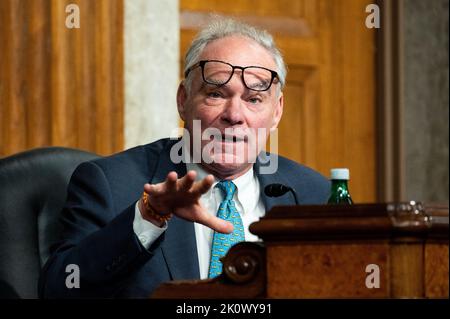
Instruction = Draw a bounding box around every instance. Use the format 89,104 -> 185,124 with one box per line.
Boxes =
177,36 -> 284,180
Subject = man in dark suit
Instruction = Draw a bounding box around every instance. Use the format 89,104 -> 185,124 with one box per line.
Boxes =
39,18 -> 329,298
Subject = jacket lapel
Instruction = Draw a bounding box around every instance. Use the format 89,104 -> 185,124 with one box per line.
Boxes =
150,139 -> 200,280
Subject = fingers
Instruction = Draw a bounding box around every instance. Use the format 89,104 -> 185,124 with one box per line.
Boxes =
143,172 -> 235,235
143,183 -> 153,194
178,170 -> 196,191
165,171 -> 178,192
145,170 -> 212,195
178,204 -> 234,234
143,171 -> 178,195
192,174 -> 214,196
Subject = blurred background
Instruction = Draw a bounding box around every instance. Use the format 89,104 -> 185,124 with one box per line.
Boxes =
0,0 -> 448,204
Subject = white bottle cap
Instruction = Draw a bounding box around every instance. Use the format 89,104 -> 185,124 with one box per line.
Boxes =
330,168 -> 350,180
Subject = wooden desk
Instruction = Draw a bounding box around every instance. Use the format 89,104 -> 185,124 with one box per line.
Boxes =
152,202 -> 448,298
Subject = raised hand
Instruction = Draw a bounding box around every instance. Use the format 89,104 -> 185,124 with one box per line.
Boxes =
138,170 -> 233,234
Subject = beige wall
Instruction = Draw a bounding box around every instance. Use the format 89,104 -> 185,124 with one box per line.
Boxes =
124,0 -> 180,149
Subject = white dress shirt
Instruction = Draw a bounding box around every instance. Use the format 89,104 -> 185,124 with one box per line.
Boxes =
132,163 -> 265,279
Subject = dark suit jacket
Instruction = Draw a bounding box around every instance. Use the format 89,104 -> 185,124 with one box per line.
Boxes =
39,138 -> 329,298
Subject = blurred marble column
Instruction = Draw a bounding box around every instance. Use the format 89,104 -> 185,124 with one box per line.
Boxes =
124,0 -> 179,148
403,0 -> 449,202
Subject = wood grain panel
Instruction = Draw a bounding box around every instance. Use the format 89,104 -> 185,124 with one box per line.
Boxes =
181,0 -> 305,18
26,0 -> 51,149
0,1 -> 12,153
180,0 -> 377,202
390,239 -> 424,297
74,0 -> 95,152
266,242 -> 390,298
425,242 -> 449,297
94,0 -> 113,155
50,0 -> 71,147
0,0 -> 27,155
110,0 -> 124,152
0,0 -> 124,158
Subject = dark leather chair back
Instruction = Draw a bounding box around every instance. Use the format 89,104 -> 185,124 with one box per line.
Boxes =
0,147 -> 99,298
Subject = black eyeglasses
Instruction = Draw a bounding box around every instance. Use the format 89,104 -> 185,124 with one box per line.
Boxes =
184,60 -> 279,92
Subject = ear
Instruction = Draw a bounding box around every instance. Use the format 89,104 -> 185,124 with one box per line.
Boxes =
177,82 -> 188,121
270,92 -> 284,131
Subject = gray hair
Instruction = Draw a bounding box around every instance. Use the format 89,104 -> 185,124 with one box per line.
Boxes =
183,17 -> 287,93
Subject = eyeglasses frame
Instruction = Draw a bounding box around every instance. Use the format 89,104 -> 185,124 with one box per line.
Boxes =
184,59 -> 279,92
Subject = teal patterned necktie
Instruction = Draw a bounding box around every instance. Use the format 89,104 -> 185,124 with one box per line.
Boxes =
208,180 -> 245,278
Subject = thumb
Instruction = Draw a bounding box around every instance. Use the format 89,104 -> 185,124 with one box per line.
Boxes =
201,215 -> 234,234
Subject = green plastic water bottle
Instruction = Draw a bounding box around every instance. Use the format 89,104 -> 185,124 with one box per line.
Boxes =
327,168 -> 353,204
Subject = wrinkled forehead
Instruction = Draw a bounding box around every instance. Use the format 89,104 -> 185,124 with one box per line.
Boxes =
198,35 -> 277,71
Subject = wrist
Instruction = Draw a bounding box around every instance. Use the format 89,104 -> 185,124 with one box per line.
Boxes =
137,199 -> 162,227
139,192 -> 172,227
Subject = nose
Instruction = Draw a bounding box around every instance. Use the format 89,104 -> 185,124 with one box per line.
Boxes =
219,74 -> 246,126
220,95 -> 244,126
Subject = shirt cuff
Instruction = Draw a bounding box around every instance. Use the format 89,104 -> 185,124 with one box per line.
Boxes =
133,201 -> 167,249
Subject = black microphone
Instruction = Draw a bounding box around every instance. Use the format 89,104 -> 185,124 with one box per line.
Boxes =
264,183 -> 299,205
